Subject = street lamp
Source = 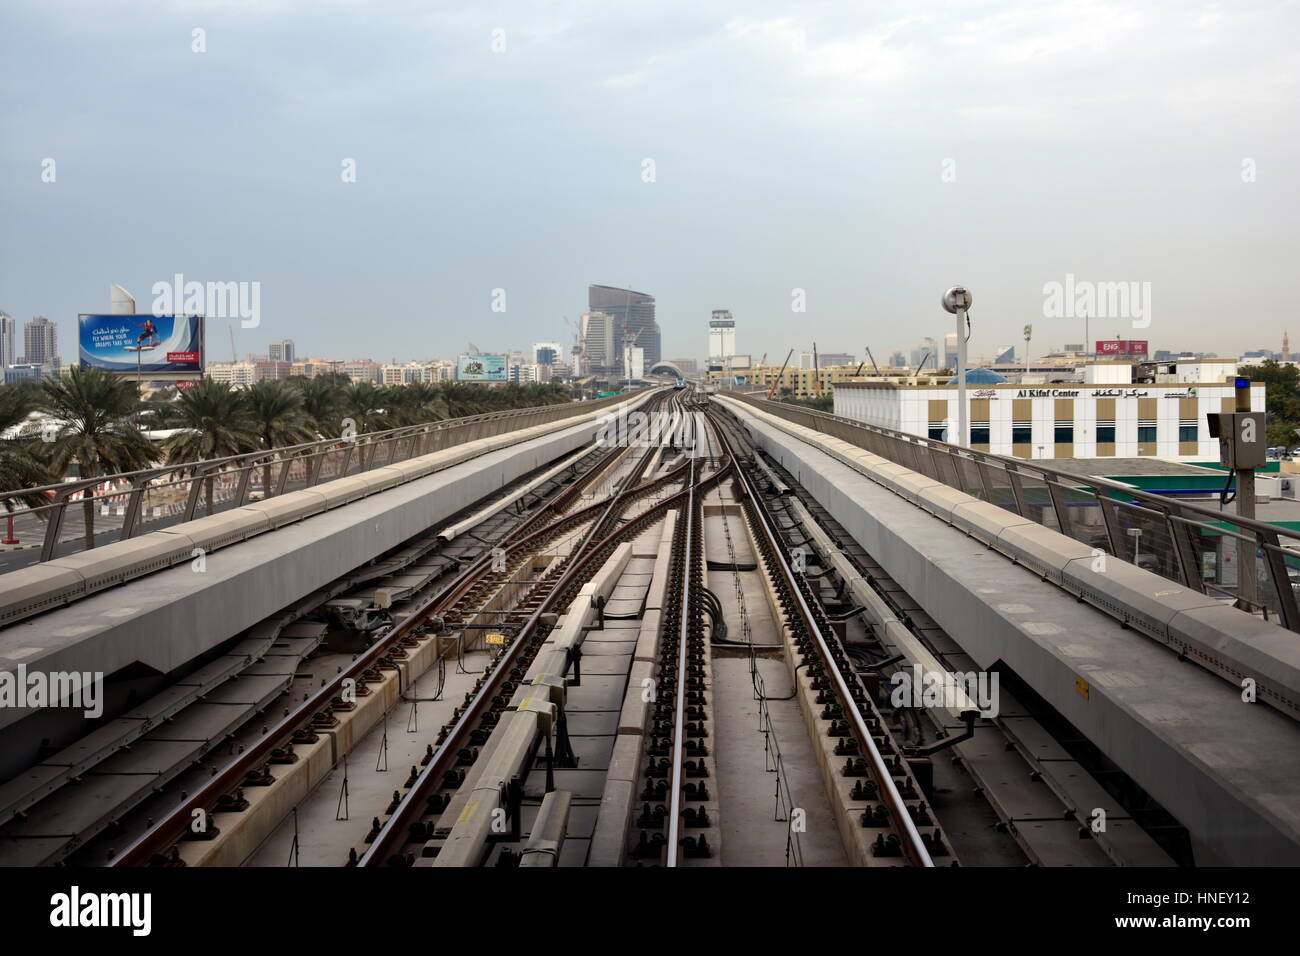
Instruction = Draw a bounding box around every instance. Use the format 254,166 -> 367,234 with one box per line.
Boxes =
942,286 -> 972,447
1128,527 -> 1143,566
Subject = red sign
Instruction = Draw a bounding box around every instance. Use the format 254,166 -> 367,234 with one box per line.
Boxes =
1095,340 -> 1149,356
167,351 -> 199,363
175,380 -> 199,390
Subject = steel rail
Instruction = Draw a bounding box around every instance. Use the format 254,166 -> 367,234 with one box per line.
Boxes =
360,456 -> 728,865
108,404 -> 669,867
664,456 -> 699,867
707,405 -> 936,867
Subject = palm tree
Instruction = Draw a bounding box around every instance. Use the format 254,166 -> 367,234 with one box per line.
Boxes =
388,381 -> 448,426
439,382 -> 489,418
340,381 -> 390,434
0,384 -> 52,520
36,368 -> 155,549
293,376 -> 346,438
246,380 -> 314,494
162,380 -> 258,515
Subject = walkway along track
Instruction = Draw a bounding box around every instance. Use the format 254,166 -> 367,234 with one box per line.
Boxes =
110,391 -> 680,866
703,404 -> 939,867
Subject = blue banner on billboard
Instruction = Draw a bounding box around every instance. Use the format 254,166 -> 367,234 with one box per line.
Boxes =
79,315 -> 204,373
457,354 -> 507,381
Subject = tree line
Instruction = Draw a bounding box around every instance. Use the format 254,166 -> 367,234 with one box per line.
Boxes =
0,368 -> 576,494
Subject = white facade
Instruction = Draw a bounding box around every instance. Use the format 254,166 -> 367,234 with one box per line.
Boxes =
708,310 -> 735,361
0,313 -> 16,369
382,362 -> 435,384
532,342 -> 563,365
835,379 -> 1265,460
581,311 -> 615,371
207,362 -> 258,387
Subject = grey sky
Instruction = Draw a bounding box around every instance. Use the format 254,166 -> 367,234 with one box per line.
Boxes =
2,0 -> 1297,366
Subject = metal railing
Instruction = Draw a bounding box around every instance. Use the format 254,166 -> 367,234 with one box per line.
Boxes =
726,392 -> 1300,633
0,394 -> 632,565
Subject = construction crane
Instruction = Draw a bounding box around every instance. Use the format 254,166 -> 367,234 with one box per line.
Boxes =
909,350 -> 934,386
767,348 -> 794,400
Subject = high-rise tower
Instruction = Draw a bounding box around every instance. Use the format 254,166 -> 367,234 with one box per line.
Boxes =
588,285 -> 658,373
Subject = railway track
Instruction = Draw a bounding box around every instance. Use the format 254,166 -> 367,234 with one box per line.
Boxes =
82,388 -> 685,867
0,387 -> 670,868
1,386 -> 1178,869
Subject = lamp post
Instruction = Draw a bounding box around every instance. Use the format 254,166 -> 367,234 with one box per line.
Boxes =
942,287 -> 972,447
1128,527 -> 1143,566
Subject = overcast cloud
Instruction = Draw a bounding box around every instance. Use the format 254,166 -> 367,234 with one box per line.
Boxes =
1,0 -> 1296,364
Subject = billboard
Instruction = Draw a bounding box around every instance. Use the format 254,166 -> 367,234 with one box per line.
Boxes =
79,315 -> 203,373
1095,339 -> 1149,357
457,353 -> 507,382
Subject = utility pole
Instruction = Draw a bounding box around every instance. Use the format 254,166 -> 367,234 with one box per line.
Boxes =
943,288 -> 973,447
1234,378 -> 1258,612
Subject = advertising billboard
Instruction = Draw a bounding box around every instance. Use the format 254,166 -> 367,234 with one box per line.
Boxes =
456,353 -> 507,382
1095,339 -> 1150,357
79,315 -> 203,373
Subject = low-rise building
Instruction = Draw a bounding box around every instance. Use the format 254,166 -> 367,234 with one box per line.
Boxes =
833,359 -> 1260,460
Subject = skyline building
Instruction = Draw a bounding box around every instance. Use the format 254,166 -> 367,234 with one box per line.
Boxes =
268,339 -> 296,363
23,315 -> 58,369
589,284 -> 659,373
708,310 -> 736,362
0,313 -> 16,368
580,311 -> 615,377
532,342 -> 563,366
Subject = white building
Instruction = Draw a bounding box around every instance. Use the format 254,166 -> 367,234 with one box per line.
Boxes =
833,360 -> 1261,460
708,310 -> 735,362
382,362 -> 435,385
207,362 -> 259,387
509,362 -> 552,385
0,313 -> 17,369
532,342 -> 563,365
580,311 -> 615,374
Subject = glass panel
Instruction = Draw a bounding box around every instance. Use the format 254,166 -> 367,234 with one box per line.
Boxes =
980,460 -> 1018,513
1013,470 -> 1058,530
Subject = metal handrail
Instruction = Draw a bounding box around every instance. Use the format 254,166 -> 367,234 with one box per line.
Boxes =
727,392 -> 1300,632
0,394 -> 631,564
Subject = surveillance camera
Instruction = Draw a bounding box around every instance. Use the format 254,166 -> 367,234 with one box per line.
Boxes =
942,286 -> 972,314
